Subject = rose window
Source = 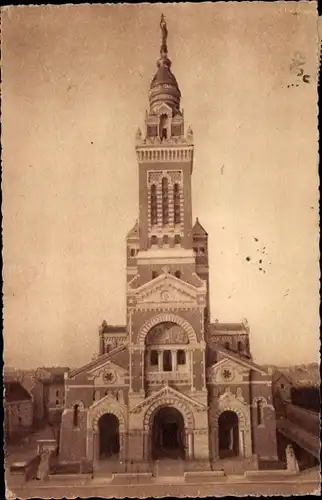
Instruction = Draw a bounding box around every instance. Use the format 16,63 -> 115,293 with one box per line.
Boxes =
221,368 -> 233,381
103,371 -> 116,384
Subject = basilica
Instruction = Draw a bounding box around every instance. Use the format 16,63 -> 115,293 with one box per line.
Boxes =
59,16 -> 278,471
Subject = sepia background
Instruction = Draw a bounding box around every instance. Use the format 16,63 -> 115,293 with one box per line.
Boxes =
2,2 -> 319,369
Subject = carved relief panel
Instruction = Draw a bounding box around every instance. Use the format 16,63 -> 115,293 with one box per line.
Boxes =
146,322 -> 189,345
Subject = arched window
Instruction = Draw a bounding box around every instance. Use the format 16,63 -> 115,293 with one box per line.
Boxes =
151,184 -> 157,226
152,270 -> 158,279
163,350 -> 172,372
257,400 -> 264,426
238,341 -> 244,353
177,350 -> 186,365
175,270 -> 181,279
224,341 -> 230,350
162,178 -> 169,225
151,235 -> 158,247
73,404 -> 79,428
130,248 -> 136,257
174,183 -> 181,224
150,350 -> 158,366
174,234 -> 181,246
56,390 -> 59,397
159,114 -> 168,139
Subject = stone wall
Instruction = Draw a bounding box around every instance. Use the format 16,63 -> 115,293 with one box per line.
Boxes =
59,409 -> 87,462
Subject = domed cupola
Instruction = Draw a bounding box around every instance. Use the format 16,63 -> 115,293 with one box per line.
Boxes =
149,15 -> 181,116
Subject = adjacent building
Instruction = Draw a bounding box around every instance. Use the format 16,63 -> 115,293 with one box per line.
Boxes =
33,367 -> 69,425
59,16 -> 278,469
4,381 -> 33,440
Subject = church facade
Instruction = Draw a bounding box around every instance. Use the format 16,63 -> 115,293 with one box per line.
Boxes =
59,16 -> 278,469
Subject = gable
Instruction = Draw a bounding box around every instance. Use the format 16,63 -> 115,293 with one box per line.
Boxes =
214,346 -> 268,376
155,102 -> 173,117
129,274 -> 205,308
87,359 -> 128,387
207,358 -> 250,384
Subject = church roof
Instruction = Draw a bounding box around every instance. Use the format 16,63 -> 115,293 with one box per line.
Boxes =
212,344 -> 268,375
127,220 -> 139,239
209,322 -> 247,333
100,323 -> 127,334
69,343 -> 129,379
192,218 -> 208,237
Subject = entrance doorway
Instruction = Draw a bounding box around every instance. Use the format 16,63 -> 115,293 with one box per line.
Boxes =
218,411 -> 239,458
98,413 -> 120,460
152,407 -> 185,460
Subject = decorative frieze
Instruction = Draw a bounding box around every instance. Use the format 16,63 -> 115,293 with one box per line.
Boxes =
103,336 -> 128,352
137,147 -> 193,163
146,371 -> 190,384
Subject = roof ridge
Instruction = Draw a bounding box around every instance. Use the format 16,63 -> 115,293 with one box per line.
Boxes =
69,343 -> 129,378
214,345 -> 268,375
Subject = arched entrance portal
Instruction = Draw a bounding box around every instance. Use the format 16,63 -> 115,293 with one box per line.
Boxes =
218,411 -> 239,458
152,407 -> 185,459
98,413 -> 120,460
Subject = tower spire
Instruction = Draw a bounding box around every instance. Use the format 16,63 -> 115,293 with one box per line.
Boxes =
160,14 -> 168,58
149,15 -> 181,114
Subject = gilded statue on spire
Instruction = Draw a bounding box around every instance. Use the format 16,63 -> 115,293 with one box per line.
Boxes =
160,14 -> 168,55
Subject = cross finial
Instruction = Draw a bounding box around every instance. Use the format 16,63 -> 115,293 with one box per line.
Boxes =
160,13 -> 168,57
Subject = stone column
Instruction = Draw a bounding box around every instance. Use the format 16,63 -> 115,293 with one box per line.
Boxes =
93,431 -> 99,463
213,426 -> 218,459
119,432 -> 125,462
171,350 -> 177,372
188,432 -> 193,460
143,430 -> 149,461
239,430 -> 245,457
86,427 -> 94,462
190,351 -> 195,390
158,351 -> 163,371
141,350 -> 145,391
184,430 -> 189,458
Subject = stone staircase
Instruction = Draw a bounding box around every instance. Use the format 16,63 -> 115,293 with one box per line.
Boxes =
212,457 -> 246,475
153,459 -> 185,480
93,456 -> 123,482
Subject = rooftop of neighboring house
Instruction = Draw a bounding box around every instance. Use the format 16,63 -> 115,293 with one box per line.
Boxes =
4,381 -> 32,403
35,366 -> 70,383
270,364 -> 320,388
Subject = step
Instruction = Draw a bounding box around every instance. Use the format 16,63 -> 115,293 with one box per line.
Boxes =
154,459 -> 185,477
111,472 -> 153,484
184,470 -> 226,483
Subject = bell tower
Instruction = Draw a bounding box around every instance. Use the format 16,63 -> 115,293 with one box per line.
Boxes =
135,15 -> 195,258
127,16 -> 209,412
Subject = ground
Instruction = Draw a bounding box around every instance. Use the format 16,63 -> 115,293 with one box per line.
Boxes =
6,470 -> 321,499
5,425 -> 320,498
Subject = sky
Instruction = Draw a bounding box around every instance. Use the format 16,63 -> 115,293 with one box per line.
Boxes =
2,2 -> 320,369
